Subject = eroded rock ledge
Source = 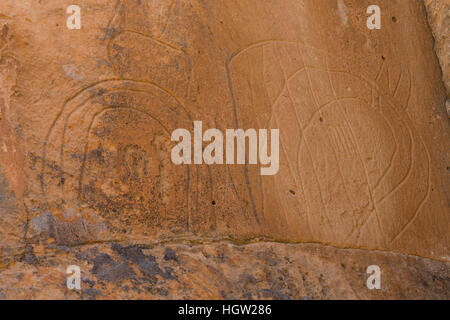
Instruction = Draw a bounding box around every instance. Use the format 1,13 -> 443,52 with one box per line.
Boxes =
0,241 -> 448,299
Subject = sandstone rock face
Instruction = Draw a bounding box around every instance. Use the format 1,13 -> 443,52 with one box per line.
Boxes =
0,0 -> 449,299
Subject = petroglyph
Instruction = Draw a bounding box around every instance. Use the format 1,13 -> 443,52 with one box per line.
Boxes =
41,81 -> 207,238
26,0 -> 446,255
227,40 -> 431,248
0,0 -> 448,265
0,0 -> 449,300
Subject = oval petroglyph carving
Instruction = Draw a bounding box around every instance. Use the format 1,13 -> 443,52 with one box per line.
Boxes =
227,40 -> 431,247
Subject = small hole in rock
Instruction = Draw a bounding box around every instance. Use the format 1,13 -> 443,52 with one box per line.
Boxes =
212,200 -> 216,205
319,117 -> 324,122
289,190 -> 296,195
392,16 -> 397,23
382,56 -> 386,60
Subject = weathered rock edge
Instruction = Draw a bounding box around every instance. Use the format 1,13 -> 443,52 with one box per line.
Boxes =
0,241 -> 449,300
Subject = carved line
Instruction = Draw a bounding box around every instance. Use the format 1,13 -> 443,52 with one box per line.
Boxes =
59,87 -> 190,200
42,80 -> 195,230
225,63 -> 261,226
324,56 -> 387,245
272,44 -> 310,229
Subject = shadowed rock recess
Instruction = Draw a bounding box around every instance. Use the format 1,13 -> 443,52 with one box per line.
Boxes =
0,0 -> 448,299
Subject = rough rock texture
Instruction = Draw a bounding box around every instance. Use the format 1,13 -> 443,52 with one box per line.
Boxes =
0,242 -> 449,300
0,0 -> 449,299
423,0 -> 449,99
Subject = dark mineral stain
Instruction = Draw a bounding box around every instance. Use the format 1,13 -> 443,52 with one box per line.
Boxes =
259,288 -> 292,300
82,287 -> 102,300
87,146 -> 105,164
104,27 -> 120,40
156,288 -> 169,296
22,244 -> 39,265
111,244 -> 176,282
0,169 -> 15,204
163,248 -> 178,262
91,252 -> 136,282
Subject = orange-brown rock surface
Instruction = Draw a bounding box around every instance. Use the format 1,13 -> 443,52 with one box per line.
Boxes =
0,0 -> 449,299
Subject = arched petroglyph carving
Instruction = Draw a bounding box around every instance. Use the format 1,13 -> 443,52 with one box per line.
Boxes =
41,81 -> 210,236
39,0 -> 220,242
227,40 -> 431,247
